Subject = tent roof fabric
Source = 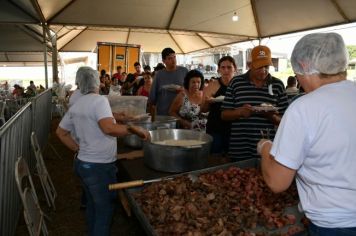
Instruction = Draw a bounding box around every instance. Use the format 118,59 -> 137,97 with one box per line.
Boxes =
1,0 -> 356,63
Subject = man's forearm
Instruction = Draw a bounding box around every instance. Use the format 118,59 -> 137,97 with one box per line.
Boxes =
221,109 -> 242,121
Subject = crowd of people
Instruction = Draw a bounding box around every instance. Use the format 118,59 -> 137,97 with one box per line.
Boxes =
0,80 -> 44,99
57,33 -> 356,236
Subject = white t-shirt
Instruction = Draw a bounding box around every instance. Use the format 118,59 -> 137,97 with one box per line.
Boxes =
59,94 -> 117,163
68,89 -> 83,107
271,80 -> 356,228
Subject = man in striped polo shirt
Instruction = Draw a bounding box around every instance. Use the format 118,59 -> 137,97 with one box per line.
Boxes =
221,45 -> 289,160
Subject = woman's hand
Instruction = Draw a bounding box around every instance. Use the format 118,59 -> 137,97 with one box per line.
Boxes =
128,125 -> 151,141
175,86 -> 184,93
180,119 -> 192,129
113,112 -> 134,123
257,139 -> 273,155
204,96 -> 214,104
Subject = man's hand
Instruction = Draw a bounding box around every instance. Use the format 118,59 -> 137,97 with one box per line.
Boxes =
239,104 -> 254,118
258,111 -> 280,125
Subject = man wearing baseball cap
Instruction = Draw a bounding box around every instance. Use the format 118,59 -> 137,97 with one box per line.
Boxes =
221,45 -> 289,160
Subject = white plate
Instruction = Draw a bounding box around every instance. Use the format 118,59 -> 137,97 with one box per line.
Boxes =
252,105 -> 278,112
210,96 -> 225,102
162,84 -> 181,91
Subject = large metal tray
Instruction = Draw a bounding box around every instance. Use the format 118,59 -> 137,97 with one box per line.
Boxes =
125,158 -> 306,236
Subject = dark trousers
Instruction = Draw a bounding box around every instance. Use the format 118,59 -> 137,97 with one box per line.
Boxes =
309,222 -> 356,236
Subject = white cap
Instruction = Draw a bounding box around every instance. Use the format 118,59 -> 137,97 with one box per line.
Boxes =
291,32 -> 348,75
76,67 -> 100,94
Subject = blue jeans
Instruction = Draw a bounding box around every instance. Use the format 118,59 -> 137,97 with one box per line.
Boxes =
309,222 -> 356,236
74,159 -> 118,236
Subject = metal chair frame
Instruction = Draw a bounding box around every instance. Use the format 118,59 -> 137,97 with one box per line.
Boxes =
31,132 -> 57,210
15,157 -> 48,236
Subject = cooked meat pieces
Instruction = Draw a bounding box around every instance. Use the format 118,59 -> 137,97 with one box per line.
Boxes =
133,167 -> 302,235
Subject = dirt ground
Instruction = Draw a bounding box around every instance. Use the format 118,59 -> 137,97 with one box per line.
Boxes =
15,117 -> 147,236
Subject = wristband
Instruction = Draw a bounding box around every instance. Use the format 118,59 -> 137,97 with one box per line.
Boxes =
257,140 -> 272,155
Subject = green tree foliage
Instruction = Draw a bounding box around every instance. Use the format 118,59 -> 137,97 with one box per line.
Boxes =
347,45 -> 356,59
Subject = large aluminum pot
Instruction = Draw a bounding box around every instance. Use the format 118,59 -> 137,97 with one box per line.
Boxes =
123,116 -> 177,149
143,129 -> 212,173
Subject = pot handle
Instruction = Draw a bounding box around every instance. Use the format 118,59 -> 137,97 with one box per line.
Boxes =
109,180 -> 144,190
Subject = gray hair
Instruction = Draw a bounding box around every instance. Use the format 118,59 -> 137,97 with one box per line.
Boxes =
291,32 -> 349,75
76,67 -> 99,94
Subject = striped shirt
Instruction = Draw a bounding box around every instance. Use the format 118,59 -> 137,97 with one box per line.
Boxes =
221,71 -> 289,160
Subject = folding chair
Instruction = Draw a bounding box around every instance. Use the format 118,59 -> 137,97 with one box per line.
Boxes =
15,157 -> 48,236
31,132 -> 57,210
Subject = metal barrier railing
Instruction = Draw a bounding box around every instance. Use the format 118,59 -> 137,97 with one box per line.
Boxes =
32,90 -> 52,150
0,89 -> 52,236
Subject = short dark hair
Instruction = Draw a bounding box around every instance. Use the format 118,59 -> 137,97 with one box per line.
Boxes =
161,47 -> 175,60
143,65 -> 151,71
154,63 -> 165,71
287,76 -> 296,86
134,62 -> 140,67
218,56 -> 237,69
183,70 -> 204,90
116,66 -> 122,70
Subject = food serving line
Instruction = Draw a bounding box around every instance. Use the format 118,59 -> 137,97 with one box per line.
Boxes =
108,98 -> 306,235
113,129 -> 307,235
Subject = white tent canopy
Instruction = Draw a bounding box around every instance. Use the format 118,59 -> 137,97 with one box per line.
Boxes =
1,0 -> 356,62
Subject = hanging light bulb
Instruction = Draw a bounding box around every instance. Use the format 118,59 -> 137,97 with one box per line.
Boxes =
232,12 -> 239,22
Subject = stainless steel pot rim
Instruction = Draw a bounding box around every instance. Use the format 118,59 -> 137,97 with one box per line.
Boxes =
128,116 -> 178,125
146,129 -> 213,146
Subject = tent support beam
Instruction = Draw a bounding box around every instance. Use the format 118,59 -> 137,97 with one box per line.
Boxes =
168,31 -> 184,53
330,0 -> 350,21
4,52 -> 9,61
29,0 -> 52,39
17,25 -> 52,51
58,27 -> 86,51
126,28 -> 131,44
167,0 -> 180,28
250,0 -> 262,38
50,23 -> 254,38
30,0 -> 60,84
48,0 -> 77,23
196,33 -> 213,48
8,0 -> 39,22
23,24 -> 48,43
56,27 -> 72,40
51,34 -> 59,84
42,25 -> 49,88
